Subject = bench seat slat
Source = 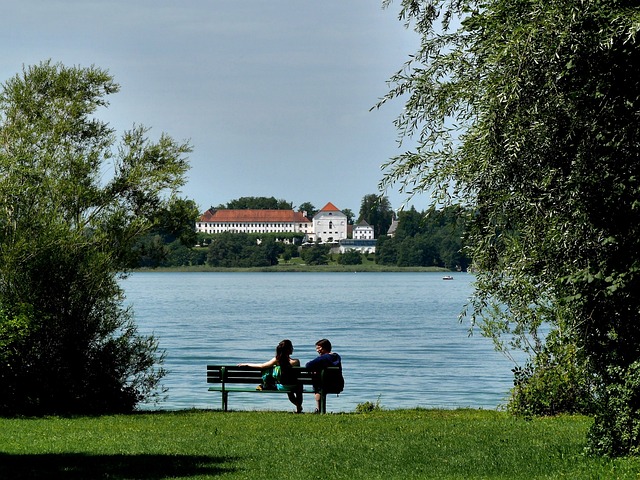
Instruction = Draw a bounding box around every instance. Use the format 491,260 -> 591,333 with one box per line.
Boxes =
208,386 -> 316,393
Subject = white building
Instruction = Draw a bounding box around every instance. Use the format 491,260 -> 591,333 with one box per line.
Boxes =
352,219 -> 374,240
311,202 -> 348,243
196,208 -> 312,237
337,219 -> 376,253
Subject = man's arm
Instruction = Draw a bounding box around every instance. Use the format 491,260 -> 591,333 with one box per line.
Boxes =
305,354 -> 330,370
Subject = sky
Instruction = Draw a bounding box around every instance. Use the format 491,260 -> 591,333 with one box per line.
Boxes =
2,1 -> 424,215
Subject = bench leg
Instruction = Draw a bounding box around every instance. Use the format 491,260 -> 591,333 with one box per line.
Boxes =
320,393 -> 327,414
222,391 -> 228,412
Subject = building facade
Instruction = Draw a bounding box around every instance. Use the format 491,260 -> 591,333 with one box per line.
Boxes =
352,219 -> 374,240
311,202 -> 348,243
338,219 -> 376,253
196,208 -> 312,236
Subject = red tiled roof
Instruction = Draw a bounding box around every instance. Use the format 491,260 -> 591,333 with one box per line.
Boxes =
319,202 -> 341,212
199,209 -> 310,223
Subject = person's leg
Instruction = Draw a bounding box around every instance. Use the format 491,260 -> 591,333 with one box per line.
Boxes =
288,385 -> 303,413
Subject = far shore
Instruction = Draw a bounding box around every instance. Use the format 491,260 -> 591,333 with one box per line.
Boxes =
132,264 -> 453,273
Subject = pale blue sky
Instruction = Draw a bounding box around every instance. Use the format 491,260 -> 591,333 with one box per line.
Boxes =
2,1 -> 423,215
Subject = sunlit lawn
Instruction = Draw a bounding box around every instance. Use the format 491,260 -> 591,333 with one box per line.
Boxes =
1,409 -> 639,479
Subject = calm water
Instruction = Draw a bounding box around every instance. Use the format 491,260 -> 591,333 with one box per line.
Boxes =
121,271 -> 516,413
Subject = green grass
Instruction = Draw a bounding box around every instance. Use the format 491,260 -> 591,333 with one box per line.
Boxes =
1,409 -> 639,479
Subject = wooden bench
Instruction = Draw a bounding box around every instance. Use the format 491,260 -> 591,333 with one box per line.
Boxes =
207,365 -> 341,413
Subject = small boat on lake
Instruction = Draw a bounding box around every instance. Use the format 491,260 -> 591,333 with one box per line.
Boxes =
442,275 -> 454,280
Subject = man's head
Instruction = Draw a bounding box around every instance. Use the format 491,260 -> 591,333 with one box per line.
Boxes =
315,338 -> 332,355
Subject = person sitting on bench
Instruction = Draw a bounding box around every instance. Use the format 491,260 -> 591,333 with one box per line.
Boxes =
305,338 -> 344,413
238,339 -> 304,413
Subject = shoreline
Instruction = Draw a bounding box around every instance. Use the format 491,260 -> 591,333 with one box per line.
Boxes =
131,265 -> 453,273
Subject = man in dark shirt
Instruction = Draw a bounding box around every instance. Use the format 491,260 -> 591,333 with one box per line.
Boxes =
305,338 -> 343,413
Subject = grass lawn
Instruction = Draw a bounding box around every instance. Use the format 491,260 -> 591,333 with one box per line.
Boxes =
1,409 -> 639,479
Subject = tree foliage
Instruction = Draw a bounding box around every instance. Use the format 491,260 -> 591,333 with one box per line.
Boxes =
508,328 -> 596,417
381,0 -> 640,455
358,194 -> 394,238
297,202 -> 317,219
220,196 -> 293,210
376,206 -> 470,270
0,61 -> 191,415
300,244 -> 331,266
342,208 -> 356,225
134,198 -> 200,268
206,233 -> 285,268
337,250 -> 363,265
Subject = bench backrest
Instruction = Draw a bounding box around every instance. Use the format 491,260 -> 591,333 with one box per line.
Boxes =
207,365 -> 340,390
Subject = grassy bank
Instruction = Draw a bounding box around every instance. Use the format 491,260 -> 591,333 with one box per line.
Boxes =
1,409 -> 639,479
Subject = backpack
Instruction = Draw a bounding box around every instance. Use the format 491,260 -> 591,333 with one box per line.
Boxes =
326,354 -> 344,394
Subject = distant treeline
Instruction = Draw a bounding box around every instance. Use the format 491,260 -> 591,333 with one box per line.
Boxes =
375,205 -> 471,271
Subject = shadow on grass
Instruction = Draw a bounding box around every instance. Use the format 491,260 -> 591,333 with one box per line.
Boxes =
0,452 -> 236,479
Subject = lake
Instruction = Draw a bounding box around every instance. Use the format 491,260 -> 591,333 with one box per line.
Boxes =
121,271 -> 516,413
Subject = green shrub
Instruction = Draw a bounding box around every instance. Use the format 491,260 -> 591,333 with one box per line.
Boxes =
337,250 -> 363,265
355,396 -> 383,413
300,244 -> 330,265
588,361 -> 640,456
508,334 -> 595,417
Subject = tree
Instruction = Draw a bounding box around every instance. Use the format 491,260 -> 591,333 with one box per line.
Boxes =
423,206 -> 470,270
396,236 -> 435,267
300,244 -> 330,266
297,202 -> 317,219
375,206 -> 470,269
358,194 -> 394,238
381,0 -> 640,455
338,250 -> 363,265
342,208 -> 355,225
394,206 -> 423,239
375,234 -> 398,265
282,242 -> 300,263
206,233 -> 283,267
224,196 -> 292,210
155,198 -> 200,247
0,61 -> 191,415
134,198 -> 199,267
206,232 -> 245,267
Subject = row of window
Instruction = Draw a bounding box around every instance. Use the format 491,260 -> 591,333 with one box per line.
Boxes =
201,229 -> 296,234
198,223 -> 310,229
316,221 -> 346,229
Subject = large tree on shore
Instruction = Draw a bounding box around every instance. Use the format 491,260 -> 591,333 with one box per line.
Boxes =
380,0 -> 640,455
0,61 -> 191,415
358,194 -> 394,238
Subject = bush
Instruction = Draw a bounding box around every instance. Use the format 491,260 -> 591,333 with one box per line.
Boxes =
0,230 -> 167,415
338,250 -> 363,265
508,336 -> 595,417
588,361 -> 640,456
355,397 -> 383,413
300,244 -> 330,265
